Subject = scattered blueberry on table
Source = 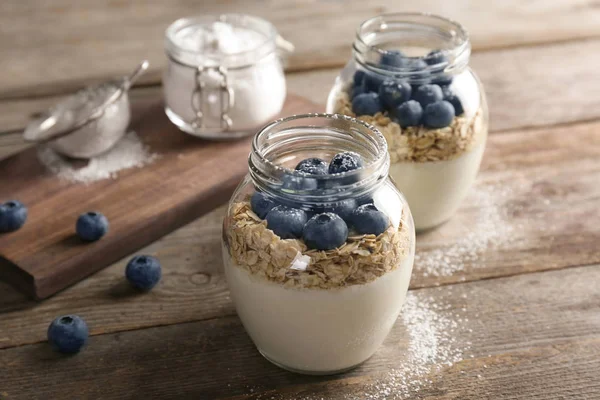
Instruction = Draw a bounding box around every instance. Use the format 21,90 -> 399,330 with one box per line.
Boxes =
266,205 -> 308,239
47,315 -> 89,354
76,211 -> 109,242
350,204 -> 389,236
328,152 -> 363,174
303,213 -> 349,250
0,200 -> 28,233
423,100 -> 456,129
126,255 -> 162,291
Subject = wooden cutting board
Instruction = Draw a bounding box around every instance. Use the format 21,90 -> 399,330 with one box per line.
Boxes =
0,94 -> 320,299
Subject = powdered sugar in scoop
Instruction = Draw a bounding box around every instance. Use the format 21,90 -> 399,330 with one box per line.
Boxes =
38,131 -> 158,184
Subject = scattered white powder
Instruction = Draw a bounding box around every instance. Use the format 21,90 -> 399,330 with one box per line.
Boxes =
37,131 -> 158,184
415,182 -> 520,278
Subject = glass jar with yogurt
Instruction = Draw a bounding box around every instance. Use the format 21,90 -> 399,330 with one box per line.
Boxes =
164,14 -> 287,139
326,13 -> 488,231
222,114 -> 415,375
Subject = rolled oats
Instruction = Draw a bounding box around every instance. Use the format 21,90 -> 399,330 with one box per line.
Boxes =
333,91 -> 485,163
225,201 -> 412,289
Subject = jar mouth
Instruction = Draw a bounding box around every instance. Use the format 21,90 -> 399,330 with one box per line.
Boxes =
353,12 -> 471,79
165,14 -> 277,69
249,113 -> 390,206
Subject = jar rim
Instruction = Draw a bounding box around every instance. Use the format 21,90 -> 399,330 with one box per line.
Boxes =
165,13 -> 277,68
353,12 -> 471,78
249,113 -> 390,204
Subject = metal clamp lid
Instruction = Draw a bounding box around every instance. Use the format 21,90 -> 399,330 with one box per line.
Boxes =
23,60 -> 150,143
190,65 -> 235,132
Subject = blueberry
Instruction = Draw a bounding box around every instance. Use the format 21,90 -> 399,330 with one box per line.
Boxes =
303,213 -> 348,250
352,92 -> 383,116
250,191 -> 276,219
0,200 -> 28,233
281,173 -> 318,191
350,204 -> 389,236
378,79 -> 411,110
425,50 -> 448,65
76,211 -> 108,242
126,255 -> 162,291
423,100 -> 455,129
441,87 -> 464,116
323,198 -> 358,221
432,75 -> 453,86
295,158 -> 329,175
412,84 -> 444,107
328,152 -> 363,174
266,205 -> 307,239
353,69 -> 366,86
363,73 -> 385,92
380,50 -> 405,68
393,100 -> 423,127
47,315 -> 89,354
351,82 -> 368,99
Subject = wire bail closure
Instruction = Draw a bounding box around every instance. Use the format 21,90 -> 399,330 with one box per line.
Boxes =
191,65 -> 234,131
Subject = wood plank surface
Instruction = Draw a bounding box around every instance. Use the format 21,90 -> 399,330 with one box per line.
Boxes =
1,265 -> 598,399
3,0 -> 600,98
1,119 -> 598,349
3,38 -> 600,139
0,95 -> 318,299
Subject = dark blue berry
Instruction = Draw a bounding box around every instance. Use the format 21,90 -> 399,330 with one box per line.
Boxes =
412,84 -> 444,107
126,255 -> 162,291
441,87 -> 464,116
353,69 -> 366,86
266,205 -> 307,239
378,79 -> 411,110
303,213 -> 348,250
295,158 -> 329,175
47,315 -> 89,353
351,82 -> 368,99
350,204 -> 389,236
423,101 -> 455,128
0,200 -> 28,233
281,173 -> 318,191
328,152 -> 363,174
76,211 -> 108,242
380,50 -> 405,68
352,92 -> 383,116
323,198 -> 358,221
250,191 -> 276,219
425,50 -> 448,65
393,100 -> 423,127
363,73 -> 385,92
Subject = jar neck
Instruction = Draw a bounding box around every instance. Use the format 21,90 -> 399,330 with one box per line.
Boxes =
353,13 -> 471,82
249,114 -> 390,207
165,14 -> 277,69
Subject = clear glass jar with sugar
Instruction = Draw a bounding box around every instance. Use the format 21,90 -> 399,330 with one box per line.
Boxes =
164,14 -> 287,139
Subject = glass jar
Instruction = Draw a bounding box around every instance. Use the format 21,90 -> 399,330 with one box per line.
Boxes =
222,114 -> 415,375
326,13 -> 488,231
163,14 -> 287,139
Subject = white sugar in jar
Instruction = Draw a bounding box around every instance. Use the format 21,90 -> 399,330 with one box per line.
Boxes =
164,15 -> 288,139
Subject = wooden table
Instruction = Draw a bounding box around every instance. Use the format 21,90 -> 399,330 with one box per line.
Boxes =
1,1 -> 599,399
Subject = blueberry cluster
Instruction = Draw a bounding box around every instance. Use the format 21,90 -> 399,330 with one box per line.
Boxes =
251,153 -> 390,250
350,50 -> 464,129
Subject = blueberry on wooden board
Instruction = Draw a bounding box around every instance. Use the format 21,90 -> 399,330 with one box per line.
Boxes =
0,200 -> 27,233
126,255 -> 162,291
76,211 -> 109,242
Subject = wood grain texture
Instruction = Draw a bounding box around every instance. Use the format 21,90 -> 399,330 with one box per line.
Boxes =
3,0 -> 600,98
3,38 -> 600,138
1,120 -> 599,349
1,265 -> 598,399
0,94 -> 319,299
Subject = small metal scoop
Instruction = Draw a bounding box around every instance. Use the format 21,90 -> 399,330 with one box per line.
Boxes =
24,60 -> 150,144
